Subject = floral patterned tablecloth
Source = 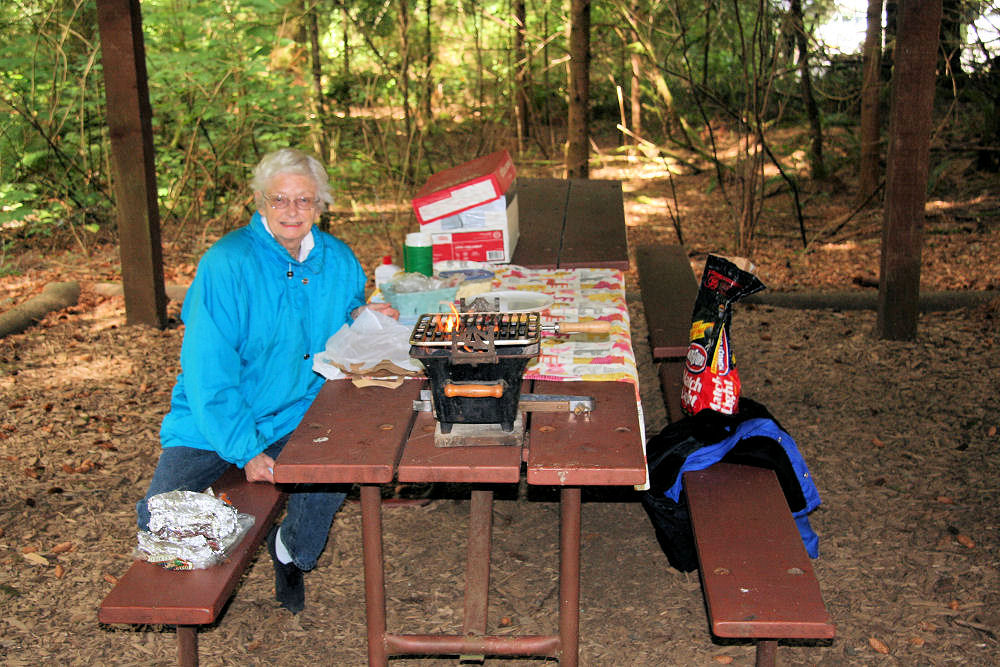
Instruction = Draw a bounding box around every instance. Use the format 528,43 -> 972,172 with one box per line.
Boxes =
493,266 -> 638,385
493,265 -> 648,488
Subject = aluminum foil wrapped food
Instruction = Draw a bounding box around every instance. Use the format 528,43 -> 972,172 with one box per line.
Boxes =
681,254 -> 765,416
135,489 -> 254,570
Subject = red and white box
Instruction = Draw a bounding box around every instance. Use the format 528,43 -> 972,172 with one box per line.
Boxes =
430,194 -> 519,264
412,149 -> 516,225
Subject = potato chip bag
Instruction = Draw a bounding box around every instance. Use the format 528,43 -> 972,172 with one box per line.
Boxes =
681,254 -> 765,416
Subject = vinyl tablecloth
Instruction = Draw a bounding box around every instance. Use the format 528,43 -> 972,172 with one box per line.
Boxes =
492,266 -> 638,386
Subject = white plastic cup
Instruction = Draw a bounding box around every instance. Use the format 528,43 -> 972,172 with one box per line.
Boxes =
404,232 -> 433,276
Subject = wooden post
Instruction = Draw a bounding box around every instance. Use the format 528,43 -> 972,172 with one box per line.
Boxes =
96,0 -> 167,328
877,0 -> 942,340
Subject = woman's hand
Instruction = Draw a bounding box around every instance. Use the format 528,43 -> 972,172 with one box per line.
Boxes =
353,302 -> 400,320
244,452 -> 276,484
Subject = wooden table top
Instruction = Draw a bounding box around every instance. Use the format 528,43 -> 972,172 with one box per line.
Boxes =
512,178 -> 629,271
274,379 -> 646,488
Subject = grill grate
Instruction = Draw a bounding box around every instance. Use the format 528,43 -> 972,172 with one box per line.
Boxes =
409,312 -> 541,347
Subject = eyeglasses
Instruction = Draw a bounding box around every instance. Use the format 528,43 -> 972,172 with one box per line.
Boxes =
263,193 -> 320,211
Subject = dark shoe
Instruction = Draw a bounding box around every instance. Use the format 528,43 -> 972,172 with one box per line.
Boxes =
266,526 -> 305,614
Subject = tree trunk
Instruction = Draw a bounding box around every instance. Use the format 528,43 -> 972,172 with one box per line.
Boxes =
629,0 -> 642,154
396,0 -> 413,179
859,0 -> 884,205
514,0 -> 529,148
423,0 -> 433,120
307,7 -> 329,160
565,0 -> 591,179
878,0 -> 943,341
790,0 -> 826,180
341,3 -> 351,117
882,0 -> 898,80
0,282 -> 80,338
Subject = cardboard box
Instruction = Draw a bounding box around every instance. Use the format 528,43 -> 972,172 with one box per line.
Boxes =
420,185 -> 517,233
431,194 -> 519,264
412,149 -> 516,225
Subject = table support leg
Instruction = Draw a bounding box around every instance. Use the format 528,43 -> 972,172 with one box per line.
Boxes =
462,489 -> 493,657
360,484 -> 387,667
176,625 -> 197,667
560,487 -> 582,667
756,640 -> 778,667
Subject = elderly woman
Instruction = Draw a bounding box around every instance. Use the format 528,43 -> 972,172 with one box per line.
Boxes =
137,148 -> 396,613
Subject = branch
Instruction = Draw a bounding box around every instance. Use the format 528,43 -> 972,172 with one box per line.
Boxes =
806,180 -> 886,249
759,138 -> 808,247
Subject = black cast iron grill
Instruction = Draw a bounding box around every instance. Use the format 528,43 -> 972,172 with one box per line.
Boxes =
409,312 -> 540,433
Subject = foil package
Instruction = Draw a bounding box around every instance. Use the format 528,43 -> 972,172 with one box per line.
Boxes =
681,255 -> 765,416
136,489 -> 254,570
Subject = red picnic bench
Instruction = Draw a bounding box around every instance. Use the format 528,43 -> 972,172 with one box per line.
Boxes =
636,244 -> 699,424
98,466 -> 287,666
637,244 -> 835,665
685,463 -> 835,664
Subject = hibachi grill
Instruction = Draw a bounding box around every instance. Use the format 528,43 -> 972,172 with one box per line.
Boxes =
408,311 -> 610,434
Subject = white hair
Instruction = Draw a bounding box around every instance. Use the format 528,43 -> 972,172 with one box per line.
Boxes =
251,148 -> 334,206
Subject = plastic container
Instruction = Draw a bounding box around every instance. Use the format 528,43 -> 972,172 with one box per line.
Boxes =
374,255 -> 402,290
404,232 -> 433,276
382,283 -> 459,325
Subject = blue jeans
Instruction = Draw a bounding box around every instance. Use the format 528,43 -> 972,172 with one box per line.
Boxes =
136,434 -> 346,571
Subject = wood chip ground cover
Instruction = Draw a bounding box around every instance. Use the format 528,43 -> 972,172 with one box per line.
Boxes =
1,155 -> 998,665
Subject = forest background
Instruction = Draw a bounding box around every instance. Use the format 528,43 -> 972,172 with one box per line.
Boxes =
1,0 -> 998,289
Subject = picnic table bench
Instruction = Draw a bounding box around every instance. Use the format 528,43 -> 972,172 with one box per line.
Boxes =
636,244 -> 699,423
637,243 -> 834,664
98,466 -> 286,666
685,463 -> 835,665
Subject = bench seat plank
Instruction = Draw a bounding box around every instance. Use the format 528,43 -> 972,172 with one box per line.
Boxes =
684,463 -> 834,640
636,245 -> 698,360
657,361 -> 686,425
99,466 -> 286,626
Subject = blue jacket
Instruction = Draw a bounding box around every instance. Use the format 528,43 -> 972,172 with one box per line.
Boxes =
662,416 -> 823,558
160,212 -> 367,467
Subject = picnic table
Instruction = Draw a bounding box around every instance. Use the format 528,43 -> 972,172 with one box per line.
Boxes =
512,177 -> 629,270
273,178 -> 646,666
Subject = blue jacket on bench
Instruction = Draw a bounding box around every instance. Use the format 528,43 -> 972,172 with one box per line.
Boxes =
642,399 -> 822,569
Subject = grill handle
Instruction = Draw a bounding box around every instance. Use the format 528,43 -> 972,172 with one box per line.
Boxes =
546,320 -> 612,335
443,383 -> 505,398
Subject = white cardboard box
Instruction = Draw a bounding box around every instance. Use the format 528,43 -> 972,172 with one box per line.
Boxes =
429,194 -> 519,264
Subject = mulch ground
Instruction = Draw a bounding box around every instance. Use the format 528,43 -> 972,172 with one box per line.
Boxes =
1,152 -> 999,665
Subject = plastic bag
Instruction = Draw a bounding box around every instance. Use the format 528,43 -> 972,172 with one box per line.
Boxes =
135,488 -> 255,570
386,272 -> 454,293
313,307 -> 421,381
680,254 -> 765,416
